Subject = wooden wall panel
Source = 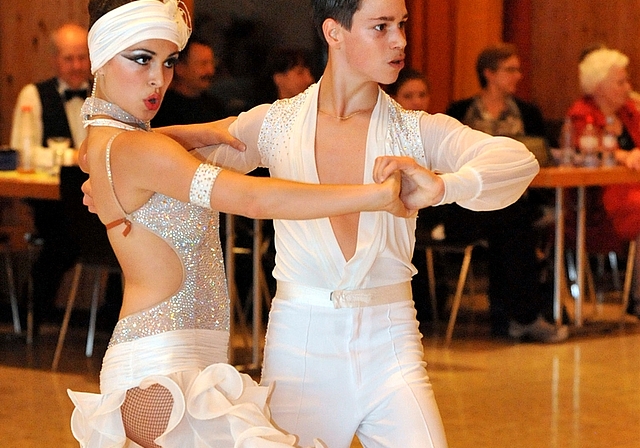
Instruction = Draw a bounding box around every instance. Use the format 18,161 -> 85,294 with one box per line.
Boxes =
3,1 -> 640,140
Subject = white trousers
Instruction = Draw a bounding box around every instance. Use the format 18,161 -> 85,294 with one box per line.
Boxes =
261,293 -> 448,448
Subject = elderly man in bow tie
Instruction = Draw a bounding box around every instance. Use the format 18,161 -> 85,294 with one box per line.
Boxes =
11,23 -> 91,150
10,23 -> 93,338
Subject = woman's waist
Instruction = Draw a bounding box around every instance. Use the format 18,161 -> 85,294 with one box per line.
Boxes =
101,328 -> 229,393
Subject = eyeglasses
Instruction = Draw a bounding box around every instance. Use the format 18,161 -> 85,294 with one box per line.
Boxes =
498,66 -> 521,74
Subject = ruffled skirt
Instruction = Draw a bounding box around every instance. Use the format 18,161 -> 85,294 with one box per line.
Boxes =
67,329 -> 319,447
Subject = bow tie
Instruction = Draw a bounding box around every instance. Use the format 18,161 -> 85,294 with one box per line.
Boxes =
63,89 -> 87,101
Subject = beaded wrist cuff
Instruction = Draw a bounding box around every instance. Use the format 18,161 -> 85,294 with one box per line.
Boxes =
189,164 -> 222,209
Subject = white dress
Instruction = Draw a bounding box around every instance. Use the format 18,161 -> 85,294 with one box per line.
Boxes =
67,137 -> 320,448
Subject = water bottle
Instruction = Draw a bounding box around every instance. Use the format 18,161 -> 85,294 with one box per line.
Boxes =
559,116 -> 574,166
601,116 -> 618,167
18,105 -> 36,173
578,117 -> 599,168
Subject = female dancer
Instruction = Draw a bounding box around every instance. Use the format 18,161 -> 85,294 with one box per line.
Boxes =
67,1 -> 408,447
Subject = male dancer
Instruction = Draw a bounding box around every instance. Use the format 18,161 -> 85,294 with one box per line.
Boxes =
203,0 -> 539,446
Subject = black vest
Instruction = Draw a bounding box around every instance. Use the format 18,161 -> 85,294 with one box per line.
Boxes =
35,78 -> 88,148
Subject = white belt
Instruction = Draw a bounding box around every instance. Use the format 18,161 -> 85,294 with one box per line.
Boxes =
275,281 -> 412,309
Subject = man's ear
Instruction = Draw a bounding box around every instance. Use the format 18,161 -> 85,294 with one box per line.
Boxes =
322,18 -> 341,47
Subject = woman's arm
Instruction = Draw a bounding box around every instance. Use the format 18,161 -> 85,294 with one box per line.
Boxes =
116,131 -> 410,220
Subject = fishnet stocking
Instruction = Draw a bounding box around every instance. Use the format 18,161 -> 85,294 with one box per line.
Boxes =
121,383 -> 174,448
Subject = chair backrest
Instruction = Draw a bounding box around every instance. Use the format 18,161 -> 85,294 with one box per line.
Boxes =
514,135 -> 553,167
59,166 -> 119,267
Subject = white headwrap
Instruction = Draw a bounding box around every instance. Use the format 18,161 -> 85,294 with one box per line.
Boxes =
88,0 -> 191,74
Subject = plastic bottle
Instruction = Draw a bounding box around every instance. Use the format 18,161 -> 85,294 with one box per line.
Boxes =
601,116 -> 618,167
17,105 -> 36,173
559,116 -> 574,166
578,116 -> 599,167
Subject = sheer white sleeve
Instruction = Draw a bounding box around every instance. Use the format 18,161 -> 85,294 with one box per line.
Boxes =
189,164 -> 222,209
192,104 -> 270,174
420,113 -> 539,211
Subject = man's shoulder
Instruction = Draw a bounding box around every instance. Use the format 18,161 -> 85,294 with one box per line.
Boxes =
445,97 -> 474,119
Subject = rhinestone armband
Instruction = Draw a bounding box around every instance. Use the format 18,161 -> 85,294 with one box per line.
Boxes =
189,164 -> 222,208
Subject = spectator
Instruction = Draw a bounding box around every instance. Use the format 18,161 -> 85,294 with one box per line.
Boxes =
254,47 -> 316,104
567,47 -> 640,316
151,36 -> 227,127
444,43 -> 567,342
10,23 -> 92,335
386,67 -> 430,112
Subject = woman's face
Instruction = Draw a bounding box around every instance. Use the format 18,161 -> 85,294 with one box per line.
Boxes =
97,39 -> 179,121
594,65 -> 632,111
394,78 -> 430,111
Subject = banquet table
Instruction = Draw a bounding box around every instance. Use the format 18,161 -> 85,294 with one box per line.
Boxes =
0,170 -> 59,200
529,164 -> 640,327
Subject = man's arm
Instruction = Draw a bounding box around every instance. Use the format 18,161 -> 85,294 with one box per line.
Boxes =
153,117 -> 246,152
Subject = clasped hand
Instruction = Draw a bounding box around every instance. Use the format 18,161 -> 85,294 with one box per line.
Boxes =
374,156 -> 445,212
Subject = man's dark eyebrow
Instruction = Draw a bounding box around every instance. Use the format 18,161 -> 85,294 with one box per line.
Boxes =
369,13 -> 409,22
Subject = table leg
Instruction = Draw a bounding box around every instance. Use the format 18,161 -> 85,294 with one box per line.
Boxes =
575,187 -> 586,327
553,186 -> 565,326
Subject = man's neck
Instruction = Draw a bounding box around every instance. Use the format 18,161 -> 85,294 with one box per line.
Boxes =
317,70 -> 379,117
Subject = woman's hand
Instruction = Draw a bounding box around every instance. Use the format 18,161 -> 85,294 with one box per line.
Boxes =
380,171 -> 415,218
373,156 -> 445,210
155,117 -> 246,151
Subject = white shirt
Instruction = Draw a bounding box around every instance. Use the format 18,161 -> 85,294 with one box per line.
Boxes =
202,83 -> 539,290
10,79 -> 87,149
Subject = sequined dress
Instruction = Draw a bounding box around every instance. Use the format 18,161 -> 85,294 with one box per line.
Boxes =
66,130 -> 314,448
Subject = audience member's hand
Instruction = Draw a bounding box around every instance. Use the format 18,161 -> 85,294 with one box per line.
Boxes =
81,179 -> 97,214
619,148 -> 640,171
373,156 -> 445,210
156,117 -> 246,152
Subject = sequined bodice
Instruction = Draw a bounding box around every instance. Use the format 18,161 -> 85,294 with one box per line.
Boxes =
108,193 -> 229,347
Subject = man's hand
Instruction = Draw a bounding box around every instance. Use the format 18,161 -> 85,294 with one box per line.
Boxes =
373,156 -> 445,210
379,171 -> 415,218
81,179 -> 97,214
156,117 -> 246,152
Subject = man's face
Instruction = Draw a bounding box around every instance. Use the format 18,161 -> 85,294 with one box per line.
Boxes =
487,55 -> 522,96
54,27 -> 91,89
175,43 -> 215,95
340,0 -> 408,85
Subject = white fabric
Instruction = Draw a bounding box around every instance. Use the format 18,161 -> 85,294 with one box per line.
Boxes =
68,329 -> 322,448
202,82 -> 538,291
88,0 -> 191,74
10,80 -> 88,149
275,281 -> 411,308
195,81 -> 537,448
262,298 -> 447,448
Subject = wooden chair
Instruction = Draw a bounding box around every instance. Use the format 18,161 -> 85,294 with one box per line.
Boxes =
415,225 -> 488,346
0,233 -> 20,335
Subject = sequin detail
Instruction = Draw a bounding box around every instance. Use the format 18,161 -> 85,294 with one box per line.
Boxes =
259,86 -> 425,166
189,164 -> 221,209
81,97 -> 150,131
386,95 -> 426,165
108,193 -> 229,347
